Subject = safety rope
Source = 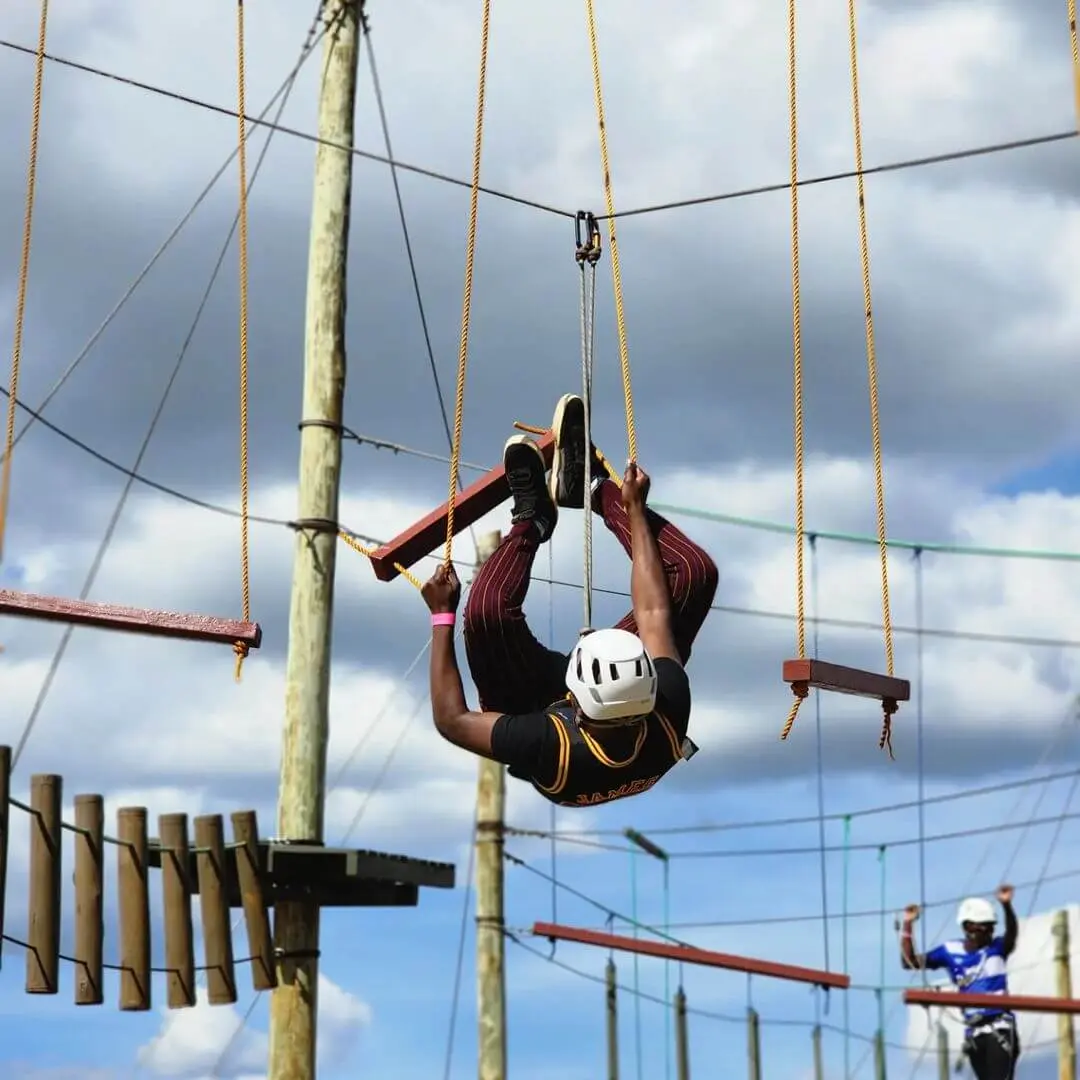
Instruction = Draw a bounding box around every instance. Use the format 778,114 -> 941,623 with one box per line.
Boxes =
444,0 -> 491,566
780,0 -> 808,742
233,0 -> 253,682
1069,0 -> 1080,130
847,0 -> 895,689
0,0 -> 49,569
583,0 -> 637,463
576,213 -> 601,630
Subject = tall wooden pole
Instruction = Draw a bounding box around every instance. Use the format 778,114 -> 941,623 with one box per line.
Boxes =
1054,908 -> 1077,1080
267,2 -> 360,1078
606,958 -> 619,1080
475,530 -> 506,1080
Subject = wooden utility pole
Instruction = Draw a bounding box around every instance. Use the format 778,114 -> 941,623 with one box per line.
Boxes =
268,2 -> 360,1078
606,959 -> 619,1080
1054,908 -> 1076,1080
475,530 -> 507,1080
674,987 -> 690,1080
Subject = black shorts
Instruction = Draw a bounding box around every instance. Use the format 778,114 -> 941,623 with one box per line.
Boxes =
965,1018 -> 1019,1080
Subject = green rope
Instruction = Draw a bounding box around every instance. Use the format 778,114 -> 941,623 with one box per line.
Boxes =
630,850 -> 643,1080
842,815 -> 852,1078
877,845 -> 887,1034
650,501 -> 1080,564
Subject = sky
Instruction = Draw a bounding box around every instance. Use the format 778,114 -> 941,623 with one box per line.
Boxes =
0,0 -> 1079,1077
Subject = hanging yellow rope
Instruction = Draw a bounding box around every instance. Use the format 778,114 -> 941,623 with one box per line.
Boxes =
233,0 -> 252,682
848,0 -> 896,755
1069,0 -> 1080,129
583,0 -> 637,463
444,0 -> 492,566
780,0 -> 809,743
0,0 -> 49,570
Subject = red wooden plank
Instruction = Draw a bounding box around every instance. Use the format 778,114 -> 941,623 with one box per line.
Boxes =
531,921 -> 850,990
904,989 -> 1080,1014
783,659 -> 910,702
0,590 -> 262,648
369,431 -> 556,582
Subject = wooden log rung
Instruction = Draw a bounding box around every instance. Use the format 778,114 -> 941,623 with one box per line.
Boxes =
368,430 -> 556,582
783,659 -> 911,702
904,988 -> 1080,1014
159,813 -> 196,1009
531,921 -> 851,990
194,815 -> 237,1006
230,811 -> 277,992
0,590 -> 262,648
73,794 -> 104,1006
26,774 -> 62,995
117,807 -> 152,1011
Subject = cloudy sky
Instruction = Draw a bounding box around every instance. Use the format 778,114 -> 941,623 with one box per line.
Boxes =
1,0 -> 1079,1077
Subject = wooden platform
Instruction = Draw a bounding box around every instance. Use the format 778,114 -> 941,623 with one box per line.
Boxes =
147,838 -> 455,908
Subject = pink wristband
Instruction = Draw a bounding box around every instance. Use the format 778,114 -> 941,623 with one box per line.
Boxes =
431,612 -> 456,627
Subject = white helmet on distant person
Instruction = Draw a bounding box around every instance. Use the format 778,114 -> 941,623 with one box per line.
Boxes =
565,628 -> 658,724
957,897 -> 996,928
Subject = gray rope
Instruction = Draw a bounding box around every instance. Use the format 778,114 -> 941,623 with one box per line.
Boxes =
580,260 -> 597,630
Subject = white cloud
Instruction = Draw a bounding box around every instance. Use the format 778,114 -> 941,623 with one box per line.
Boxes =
135,973 -> 371,1080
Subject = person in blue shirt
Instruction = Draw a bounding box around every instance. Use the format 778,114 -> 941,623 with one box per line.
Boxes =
899,885 -> 1019,1080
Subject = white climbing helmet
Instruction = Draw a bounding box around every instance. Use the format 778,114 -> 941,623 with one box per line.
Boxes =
565,628 -> 658,724
957,897 -> 996,928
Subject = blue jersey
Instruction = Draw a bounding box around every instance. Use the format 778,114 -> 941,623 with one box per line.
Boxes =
925,936 -> 1013,1030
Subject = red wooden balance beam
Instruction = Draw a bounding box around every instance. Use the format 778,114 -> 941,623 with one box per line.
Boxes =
783,659 -> 910,704
0,590 -> 262,649
368,430 -> 556,583
531,922 -> 850,990
904,989 -> 1080,1014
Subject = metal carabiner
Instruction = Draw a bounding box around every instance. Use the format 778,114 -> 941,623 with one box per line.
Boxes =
574,210 -> 602,265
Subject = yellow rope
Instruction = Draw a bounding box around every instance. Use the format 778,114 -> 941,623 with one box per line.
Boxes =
444,0 -> 492,566
0,0 -> 49,569
847,0 -> 894,684
1069,0 -> 1080,130
233,0 -> 252,682
780,0 -> 808,743
583,0 -> 637,463
338,531 -> 424,592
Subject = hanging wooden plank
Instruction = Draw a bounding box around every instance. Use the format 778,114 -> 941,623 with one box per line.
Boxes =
0,590 -> 261,648
531,922 -> 850,990
783,659 -> 910,702
368,431 -> 556,582
904,989 -> 1080,1014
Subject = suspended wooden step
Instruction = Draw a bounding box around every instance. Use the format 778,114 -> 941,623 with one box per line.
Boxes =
782,659 -> 909,703
368,430 -> 556,583
0,589 -> 261,649
904,989 -> 1080,1014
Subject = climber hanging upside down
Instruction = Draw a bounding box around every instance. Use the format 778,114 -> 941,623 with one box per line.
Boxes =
900,886 -> 1019,1080
421,393 -> 718,807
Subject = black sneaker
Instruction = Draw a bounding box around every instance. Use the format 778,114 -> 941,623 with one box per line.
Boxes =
549,393 -> 605,508
504,435 -> 557,542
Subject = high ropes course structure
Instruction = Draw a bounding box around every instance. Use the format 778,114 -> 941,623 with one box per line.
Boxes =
1,0 -> 1080,1078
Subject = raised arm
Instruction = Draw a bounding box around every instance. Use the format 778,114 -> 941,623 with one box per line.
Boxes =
623,463 -> 679,663
422,563 -> 504,758
998,884 -> 1018,957
899,904 -> 932,970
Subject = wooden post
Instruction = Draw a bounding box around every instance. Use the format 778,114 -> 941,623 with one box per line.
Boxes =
26,773 -> 61,994
117,806 -> 151,1010
747,1007 -> 761,1080
268,2 -> 360,1076
159,813 -> 196,1008
0,745 -> 11,971
231,810 -> 276,992
1054,909 -> 1076,1080
606,958 -> 619,1080
936,1023 -> 949,1080
812,1025 -> 824,1080
674,987 -> 690,1080
194,814 -> 237,1005
873,1027 -> 887,1080
475,530 -> 506,1080
73,794 -> 104,1005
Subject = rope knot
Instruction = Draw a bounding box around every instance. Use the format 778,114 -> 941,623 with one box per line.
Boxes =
780,680 -> 809,741
879,697 -> 898,760
233,639 -> 249,683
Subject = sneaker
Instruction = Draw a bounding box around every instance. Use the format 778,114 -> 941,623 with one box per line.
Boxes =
550,393 -> 607,508
504,435 -> 557,542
